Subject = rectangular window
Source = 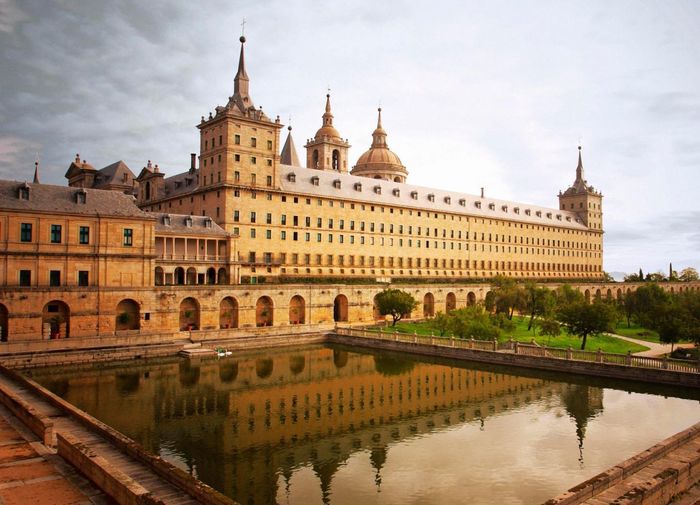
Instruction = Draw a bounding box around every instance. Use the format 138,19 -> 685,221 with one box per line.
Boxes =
50,224 -> 62,243
20,223 -> 32,242
266,175 -> 272,186
267,140 -> 273,150
281,231 -> 286,240
123,228 -> 133,246
250,211 -> 256,223
251,137 -> 257,147
266,230 -> 272,239
281,215 -> 287,225
234,170 -> 240,181
233,210 -> 240,222
19,270 -> 31,286
78,270 -> 89,286
49,270 -> 61,286
234,134 -> 240,145
79,226 -> 89,244
251,156 -> 257,164
250,229 -> 256,238
266,213 -> 272,224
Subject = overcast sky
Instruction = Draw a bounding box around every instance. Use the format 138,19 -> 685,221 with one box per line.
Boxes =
1,0 -> 698,275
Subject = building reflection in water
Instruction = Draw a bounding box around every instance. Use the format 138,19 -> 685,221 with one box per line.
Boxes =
33,345 -> 606,505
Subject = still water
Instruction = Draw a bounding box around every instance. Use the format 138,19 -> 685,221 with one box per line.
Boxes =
27,345 -> 700,505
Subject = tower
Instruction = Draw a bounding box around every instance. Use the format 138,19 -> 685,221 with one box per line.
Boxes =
304,94 -> 350,172
351,108 -> 408,183
197,36 -> 282,198
558,146 -> 603,231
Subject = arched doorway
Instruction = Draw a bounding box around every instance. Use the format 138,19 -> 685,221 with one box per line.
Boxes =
179,297 -> 200,331
446,292 -> 457,313
174,267 -> 185,285
217,268 -> 228,285
42,301 -> 70,339
467,292 -> 477,306
115,299 -> 140,331
595,289 -> 602,300
333,295 -> 348,322
256,296 -> 273,327
206,267 -> 216,285
219,297 -> 238,329
289,295 -> 305,324
617,288 -> 623,301
155,267 -> 164,286
584,289 -> 591,303
423,293 -> 435,317
0,304 -> 8,342
606,288 -> 613,300
186,267 -> 197,285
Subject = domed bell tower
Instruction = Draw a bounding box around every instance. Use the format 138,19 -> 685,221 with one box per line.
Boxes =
304,94 -> 350,172
558,146 -> 603,231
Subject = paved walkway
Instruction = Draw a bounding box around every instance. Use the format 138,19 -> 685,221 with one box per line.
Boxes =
608,333 -> 696,358
0,403 -> 111,505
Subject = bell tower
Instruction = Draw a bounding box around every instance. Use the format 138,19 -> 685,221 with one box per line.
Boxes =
558,146 -> 603,231
304,94 -> 350,172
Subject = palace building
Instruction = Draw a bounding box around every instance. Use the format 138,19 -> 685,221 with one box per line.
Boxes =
0,36 -> 610,342
132,36 -> 604,284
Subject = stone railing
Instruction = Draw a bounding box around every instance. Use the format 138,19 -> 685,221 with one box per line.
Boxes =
333,327 -> 700,374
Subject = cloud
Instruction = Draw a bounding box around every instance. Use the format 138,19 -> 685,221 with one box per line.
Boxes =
0,0 -> 28,33
0,136 -> 39,179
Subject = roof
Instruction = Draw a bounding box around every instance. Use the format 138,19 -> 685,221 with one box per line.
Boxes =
280,128 -> 301,166
279,165 -> 588,230
93,160 -> 135,189
162,169 -> 200,198
153,213 -> 228,236
0,180 -> 152,219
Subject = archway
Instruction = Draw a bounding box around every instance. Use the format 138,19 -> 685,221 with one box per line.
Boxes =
179,297 -> 200,331
0,303 -> 8,342
332,149 -> 340,170
446,292 -> 457,313
333,295 -> 348,322
256,296 -> 273,327
174,267 -> 185,285
186,267 -> 197,285
206,267 -> 216,285
289,295 -> 305,324
423,293 -> 435,317
115,299 -> 140,331
467,292 -> 477,306
312,149 -> 319,168
606,288 -> 613,301
42,301 -> 70,339
584,289 -> 591,303
617,288 -> 623,301
595,289 -> 602,300
155,267 -> 164,286
219,297 -> 238,329
217,268 -> 228,285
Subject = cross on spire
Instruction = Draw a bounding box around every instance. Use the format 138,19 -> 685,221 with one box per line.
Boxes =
241,17 -> 246,36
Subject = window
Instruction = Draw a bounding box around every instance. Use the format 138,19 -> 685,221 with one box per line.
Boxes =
251,156 -> 257,164
19,187 -> 29,200
250,211 -> 256,223
251,137 -> 257,147
233,210 -> 240,222
19,270 -> 31,286
123,228 -> 133,246
250,229 -> 256,238
266,175 -> 272,186
50,224 -> 62,243
234,134 -> 240,145
267,140 -> 273,150
20,223 -> 32,242
281,215 -> 287,225
266,213 -> 272,224
79,226 -> 89,244
49,270 -> 61,286
266,230 -> 272,239
78,270 -> 89,286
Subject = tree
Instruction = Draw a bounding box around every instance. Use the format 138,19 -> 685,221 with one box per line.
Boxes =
490,276 -> 525,319
679,267 -> 699,282
557,299 -> 617,350
645,271 -> 667,282
602,271 -> 615,282
633,283 -> 669,329
449,306 -> 501,340
536,317 -> 561,346
620,290 -> 636,328
429,312 -> 451,336
524,283 -> 555,331
375,289 -> 418,326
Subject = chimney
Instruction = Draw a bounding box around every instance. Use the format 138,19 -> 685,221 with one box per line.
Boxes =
480,187 -> 484,198
190,153 -> 196,171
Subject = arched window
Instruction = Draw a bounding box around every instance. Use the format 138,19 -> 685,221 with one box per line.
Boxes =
116,299 -> 140,331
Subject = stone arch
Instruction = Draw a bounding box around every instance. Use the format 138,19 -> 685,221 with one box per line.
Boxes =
606,288 -> 613,300
206,267 -> 216,285
617,288 -> 623,301
595,288 -> 602,300
584,289 -> 591,303
174,267 -> 185,285
394,176 -> 401,182
155,267 -> 164,286
219,296 -> 238,329
289,295 -> 305,324
332,149 -> 340,170
333,295 -> 348,322
179,297 -> 200,331
217,268 -> 228,285
255,296 -> 273,327
42,300 -> 70,339
446,292 -> 457,313
256,358 -> 274,379
186,267 -> 197,285
467,291 -> 477,306
312,149 -> 319,168
115,299 -> 140,331
423,292 -> 435,317
0,303 -> 8,342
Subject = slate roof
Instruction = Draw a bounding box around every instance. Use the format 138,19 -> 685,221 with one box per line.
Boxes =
279,164 -> 588,230
162,170 -> 200,198
93,160 -> 135,189
153,213 -> 228,237
0,180 -> 152,219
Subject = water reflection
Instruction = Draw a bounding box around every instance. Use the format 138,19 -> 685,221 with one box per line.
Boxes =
28,345 -> 699,505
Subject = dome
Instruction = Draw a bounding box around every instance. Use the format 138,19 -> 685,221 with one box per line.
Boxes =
314,124 -> 342,140
351,108 -> 408,182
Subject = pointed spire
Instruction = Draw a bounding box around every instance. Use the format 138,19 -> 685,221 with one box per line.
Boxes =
322,93 -> 334,126
576,145 -> 584,182
234,35 -> 250,97
33,159 -> 40,184
371,107 -> 388,148
280,125 -> 300,166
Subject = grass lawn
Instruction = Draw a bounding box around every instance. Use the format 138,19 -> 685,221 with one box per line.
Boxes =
376,317 -> 649,354
612,322 -> 661,343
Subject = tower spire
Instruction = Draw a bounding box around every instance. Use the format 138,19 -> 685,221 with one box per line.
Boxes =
234,35 -> 249,96
322,93 -> 333,126
371,107 -> 388,148
576,145 -> 584,182
33,158 -> 40,184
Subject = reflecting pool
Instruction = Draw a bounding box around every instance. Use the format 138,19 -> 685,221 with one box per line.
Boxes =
27,344 -> 700,505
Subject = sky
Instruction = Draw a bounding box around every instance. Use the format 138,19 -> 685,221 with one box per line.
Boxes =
1,0 -> 699,276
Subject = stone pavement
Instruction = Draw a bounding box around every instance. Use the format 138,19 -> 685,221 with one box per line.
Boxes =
0,404 -> 111,505
609,333 -> 696,358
